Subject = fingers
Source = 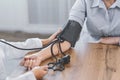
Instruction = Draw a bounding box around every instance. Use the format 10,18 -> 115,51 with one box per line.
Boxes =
54,28 -> 62,38
24,59 -> 34,70
28,59 -> 36,70
32,66 -> 48,79
20,55 -> 41,70
31,60 -> 36,68
49,28 -> 62,41
54,28 -> 62,36
32,66 -> 48,74
41,65 -> 48,71
40,66 -> 49,75
31,59 -> 39,68
20,55 -> 33,70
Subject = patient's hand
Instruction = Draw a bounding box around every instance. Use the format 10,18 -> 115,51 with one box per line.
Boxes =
20,53 -> 42,70
32,66 -> 48,79
21,29 -> 61,69
99,37 -> 120,45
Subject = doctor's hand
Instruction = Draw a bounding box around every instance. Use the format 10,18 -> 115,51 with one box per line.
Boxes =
41,28 -> 61,46
20,53 -> 42,70
99,37 -> 120,45
32,66 -> 48,79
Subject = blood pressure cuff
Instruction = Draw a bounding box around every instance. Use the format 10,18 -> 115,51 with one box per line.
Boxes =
58,20 -> 82,47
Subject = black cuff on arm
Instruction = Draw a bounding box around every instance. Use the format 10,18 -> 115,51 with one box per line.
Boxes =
57,20 -> 82,47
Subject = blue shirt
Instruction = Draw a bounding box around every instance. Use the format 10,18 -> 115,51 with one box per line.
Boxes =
69,0 -> 120,43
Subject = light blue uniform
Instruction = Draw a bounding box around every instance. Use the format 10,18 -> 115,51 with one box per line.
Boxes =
69,0 -> 120,43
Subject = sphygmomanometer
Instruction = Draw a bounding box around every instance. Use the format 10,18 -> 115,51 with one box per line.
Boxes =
0,20 -> 82,71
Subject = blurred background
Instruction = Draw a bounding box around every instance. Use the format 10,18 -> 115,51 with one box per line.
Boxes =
0,0 -> 76,41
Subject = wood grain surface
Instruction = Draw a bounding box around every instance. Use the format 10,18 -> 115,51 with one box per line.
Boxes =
40,43 -> 120,80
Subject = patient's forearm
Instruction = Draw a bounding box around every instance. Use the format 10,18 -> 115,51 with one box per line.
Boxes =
38,41 -> 71,61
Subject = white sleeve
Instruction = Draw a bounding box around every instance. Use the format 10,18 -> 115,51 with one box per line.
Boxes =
0,38 -> 42,80
69,0 -> 86,26
0,38 -> 43,49
6,71 -> 36,80
0,38 -> 43,59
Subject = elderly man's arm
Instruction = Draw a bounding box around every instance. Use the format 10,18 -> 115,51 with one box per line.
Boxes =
21,41 -> 71,69
21,20 -> 82,69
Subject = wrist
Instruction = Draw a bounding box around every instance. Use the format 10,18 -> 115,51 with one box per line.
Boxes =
36,52 -> 45,62
38,55 -> 44,62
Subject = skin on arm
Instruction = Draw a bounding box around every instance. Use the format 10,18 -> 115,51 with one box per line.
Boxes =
99,37 -> 120,45
22,0 -> 119,70
20,28 -> 71,69
41,29 -> 61,46
21,20 -> 82,69
38,41 -> 71,61
21,41 -> 71,69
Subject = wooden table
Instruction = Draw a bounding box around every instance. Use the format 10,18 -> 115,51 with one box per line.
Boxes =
41,43 -> 120,80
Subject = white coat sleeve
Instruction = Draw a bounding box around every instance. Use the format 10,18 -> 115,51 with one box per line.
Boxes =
0,49 -> 37,80
0,38 -> 43,49
0,38 -> 43,80
0,38 -> 43,59
6,71 -> 36,80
